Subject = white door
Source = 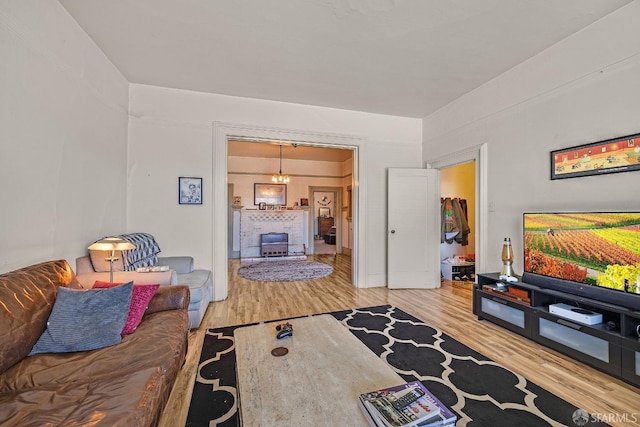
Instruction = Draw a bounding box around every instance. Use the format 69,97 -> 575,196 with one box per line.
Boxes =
388,168 -> 440,289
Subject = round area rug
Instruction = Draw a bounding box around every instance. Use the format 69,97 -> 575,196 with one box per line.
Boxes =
237,260 -> 333,282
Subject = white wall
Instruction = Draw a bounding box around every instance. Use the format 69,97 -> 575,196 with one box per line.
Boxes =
228,156 -> 344,210
128,84 -> 422,294
0,1 -> 129,273
423,1 -> 640,275
228,156 -> 345,255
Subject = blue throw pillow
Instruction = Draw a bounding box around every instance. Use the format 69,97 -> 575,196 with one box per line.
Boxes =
29,282 -> 133,355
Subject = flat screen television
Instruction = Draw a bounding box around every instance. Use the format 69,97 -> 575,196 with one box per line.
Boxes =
522,212 -> 640,311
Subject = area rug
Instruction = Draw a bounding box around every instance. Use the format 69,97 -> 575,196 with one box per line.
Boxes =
236,260 -> 333,282
185,305 -> 608,427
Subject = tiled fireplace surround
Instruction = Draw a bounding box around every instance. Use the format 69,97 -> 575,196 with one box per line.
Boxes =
239,210 -> 309,258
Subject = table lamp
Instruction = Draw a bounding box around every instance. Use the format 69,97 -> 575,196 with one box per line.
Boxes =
88,237 -> 136,282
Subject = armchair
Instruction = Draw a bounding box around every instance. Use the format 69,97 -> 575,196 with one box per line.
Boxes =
157,256 -> 212,329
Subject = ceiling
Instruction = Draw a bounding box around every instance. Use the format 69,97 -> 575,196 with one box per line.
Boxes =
59,0 -> 632,119
228,140 -> 353,162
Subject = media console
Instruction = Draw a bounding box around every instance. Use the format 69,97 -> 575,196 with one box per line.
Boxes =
474,273 -> 640,387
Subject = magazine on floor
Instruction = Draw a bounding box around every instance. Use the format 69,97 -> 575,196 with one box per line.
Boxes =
358,381 -> 456,427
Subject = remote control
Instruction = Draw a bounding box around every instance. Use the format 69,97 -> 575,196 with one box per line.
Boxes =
276,328 -> 293,339
275,322 -> 293,339
392,387 -> 425,411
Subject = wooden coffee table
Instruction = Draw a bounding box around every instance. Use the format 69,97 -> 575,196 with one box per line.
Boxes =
235,314 -> 404,426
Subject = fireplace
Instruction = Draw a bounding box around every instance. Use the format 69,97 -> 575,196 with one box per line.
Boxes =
260,233 -> 288,257
238,210 -> 308,259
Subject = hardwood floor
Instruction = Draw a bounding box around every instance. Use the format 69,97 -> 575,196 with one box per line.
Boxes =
159,255 -> 640,427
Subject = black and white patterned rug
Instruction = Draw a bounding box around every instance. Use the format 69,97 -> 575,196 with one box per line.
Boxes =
236,260 -> 333,282
185,305 -> 608,426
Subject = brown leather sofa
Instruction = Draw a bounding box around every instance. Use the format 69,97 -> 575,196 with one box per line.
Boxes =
0,259 -> 190,427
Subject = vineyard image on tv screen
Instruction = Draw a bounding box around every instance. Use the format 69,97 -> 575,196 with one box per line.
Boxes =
523,213 -> 640,294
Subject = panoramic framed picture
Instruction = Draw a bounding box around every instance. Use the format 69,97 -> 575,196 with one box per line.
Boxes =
179,177 -> 202,204
551,132 -> 640,180
254,183 -> 286,206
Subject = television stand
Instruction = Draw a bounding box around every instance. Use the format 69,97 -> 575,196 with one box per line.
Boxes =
474,273 -> 640,387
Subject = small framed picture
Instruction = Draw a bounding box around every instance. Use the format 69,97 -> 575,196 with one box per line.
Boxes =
233,196 -> 242,207
258,202 -> 266,210
300,198 -> 309,207
179,177 -> 202,205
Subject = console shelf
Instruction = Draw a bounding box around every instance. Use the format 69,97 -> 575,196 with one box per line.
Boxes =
474,273 -> 640,387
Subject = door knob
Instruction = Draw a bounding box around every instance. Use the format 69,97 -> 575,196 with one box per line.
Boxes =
390,229 -> 396,234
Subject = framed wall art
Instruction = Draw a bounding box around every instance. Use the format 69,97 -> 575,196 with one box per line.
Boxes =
254,183 -> 287,206
179,177 -> 202,204
551,133 -> 640,180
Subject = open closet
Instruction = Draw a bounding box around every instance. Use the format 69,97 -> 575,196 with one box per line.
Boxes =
440,162 -> 476,282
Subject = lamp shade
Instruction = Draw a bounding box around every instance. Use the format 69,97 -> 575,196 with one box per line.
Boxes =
88,237 -> 136,283
88,237 -> 136,252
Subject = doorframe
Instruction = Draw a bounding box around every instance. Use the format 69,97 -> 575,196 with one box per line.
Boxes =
213,122 -> 366,301
426,143 -> 488,274
309,186 -> 343,254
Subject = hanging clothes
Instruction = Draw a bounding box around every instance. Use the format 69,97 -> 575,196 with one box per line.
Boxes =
440,197 -> 471,246
441,197 -> 459,243
452,198 -> 470,245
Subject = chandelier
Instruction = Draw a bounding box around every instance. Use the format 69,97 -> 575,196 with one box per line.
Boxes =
272,145 -> 290,183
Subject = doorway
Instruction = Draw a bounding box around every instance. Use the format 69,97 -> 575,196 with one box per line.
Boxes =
225,139 -> 355,278
309,187 -> 342,255
427,143 -> 488,276
440,161 -> 476,285
213,122 -> 368,301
